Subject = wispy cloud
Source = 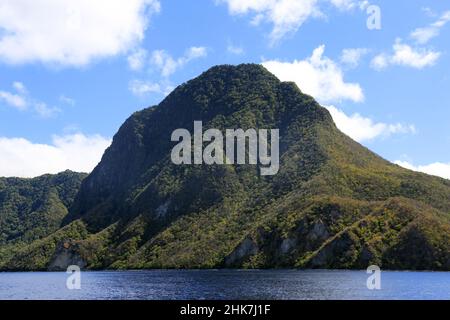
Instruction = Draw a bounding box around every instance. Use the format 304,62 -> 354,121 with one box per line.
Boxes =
0,89 -> 27,110
128,79 -> 173,96
34,102 -> 61,118
0,82 -> 61,118
340,48 -> 370,68
410,10 -> 450,44
127,48 -> 148,71
227,44 -> 244,55
150,46 -> 208,77
12,81 -> 27,94
59,95 -> 76,106
128,46 -> 207,97
371,10 -> 449,71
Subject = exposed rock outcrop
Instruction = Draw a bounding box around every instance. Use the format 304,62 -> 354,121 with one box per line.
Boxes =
48,240 -> 86,271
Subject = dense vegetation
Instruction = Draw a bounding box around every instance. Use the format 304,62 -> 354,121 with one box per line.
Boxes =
0,171 -> 86,268
1,64 -> 449,271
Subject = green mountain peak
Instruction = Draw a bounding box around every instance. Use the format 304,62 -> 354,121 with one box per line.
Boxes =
1,64 -> 448,271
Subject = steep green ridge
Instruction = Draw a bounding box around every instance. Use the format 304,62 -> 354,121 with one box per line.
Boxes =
1,64 -> 449,271
0,171 -> 87,268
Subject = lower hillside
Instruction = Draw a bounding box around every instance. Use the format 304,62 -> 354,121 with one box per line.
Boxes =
0,171 -> 87,269
2,181 -> 449,271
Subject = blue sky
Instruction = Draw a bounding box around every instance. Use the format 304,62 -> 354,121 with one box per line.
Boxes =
0,0 -> 449,178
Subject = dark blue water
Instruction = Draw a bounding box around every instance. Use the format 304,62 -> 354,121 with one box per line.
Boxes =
0,270 -> 448,300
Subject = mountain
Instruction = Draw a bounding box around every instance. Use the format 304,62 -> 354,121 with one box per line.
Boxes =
0,171 -> 87,268
1,64 -> 449,271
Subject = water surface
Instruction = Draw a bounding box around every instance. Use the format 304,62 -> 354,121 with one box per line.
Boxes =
0,270 -> 448,300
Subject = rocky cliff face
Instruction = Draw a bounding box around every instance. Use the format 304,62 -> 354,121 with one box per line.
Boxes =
48,241 -> 86,271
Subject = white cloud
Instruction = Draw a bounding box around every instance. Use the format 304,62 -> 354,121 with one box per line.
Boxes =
186,47 -> 208,59
421,7 -> 437,18
358,0 -> 370,10
370,53 -> 388,70
0,90 -> 27,110
129,79 -> 162,96
0,81 -> 61,117
34,102 -> 61,118
326,105 -> 416,142
371,39 -> 440,70
127,48 -> 148,71
0,133 -> 111,177
150,46 -> 207,77
216,0 -> 365,44
262,45 -> 364,104
0,0 -> 160,66
227,44 -> 244,55
389,40 -> 440,68
329,0 -> 358,10
340,48 -> 369,68
128,79 -> 174,97
59,95 -> 75,106
12,81 -> 27,94
0,81 -> 29,110
394,160 -> 450,180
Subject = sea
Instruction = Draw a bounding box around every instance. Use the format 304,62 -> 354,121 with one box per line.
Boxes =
0,269 -> 448,300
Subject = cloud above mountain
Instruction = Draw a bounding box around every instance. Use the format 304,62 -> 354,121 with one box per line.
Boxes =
326,106 -> 416,142
395,160 -> 450,180
262,45 -> 364,104
0,133 -> 111,177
